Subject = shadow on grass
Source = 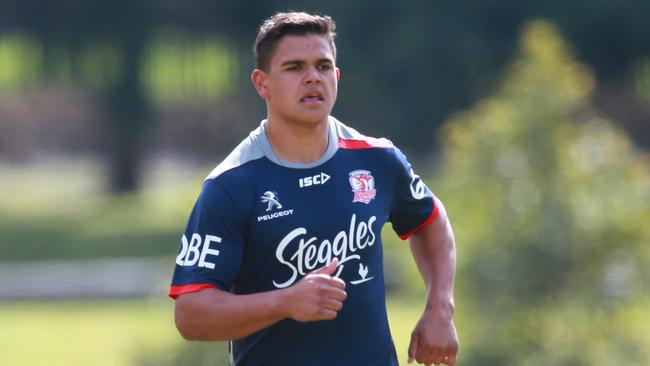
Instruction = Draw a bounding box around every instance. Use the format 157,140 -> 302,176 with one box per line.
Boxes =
133,340 -> 230,366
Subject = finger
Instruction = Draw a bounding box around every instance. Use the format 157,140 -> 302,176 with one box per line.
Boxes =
440,352 -> 456,366
319,308 -> 338,320
432,346 -> 446,364
328,276 -> 346,289
304,273 -> 345,290
326,287 -> 347,301
419,349 -> 435,366
324,298 -> 343,311
407,332 -> 419,364
317,283 -> 347,300
311,257 -> 338,275
441,345 -> 458,365
422,345 -> 441,365
432,354 -> 444,365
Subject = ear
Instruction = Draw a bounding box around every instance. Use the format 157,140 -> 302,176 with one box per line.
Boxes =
251,69 -> 270,100
336,67 -> 341,81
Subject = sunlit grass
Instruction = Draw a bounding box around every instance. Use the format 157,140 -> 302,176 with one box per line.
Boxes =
387,295 -> 429,364
0,299 -> 181,366
0,295 -> 425,366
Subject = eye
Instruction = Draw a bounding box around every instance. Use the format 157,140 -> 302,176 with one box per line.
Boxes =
318,63 -> 332,71
285,65 -> 301,71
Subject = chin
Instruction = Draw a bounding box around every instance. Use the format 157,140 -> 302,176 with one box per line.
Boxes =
305,115 -> 329,125
293,111 -> 330,126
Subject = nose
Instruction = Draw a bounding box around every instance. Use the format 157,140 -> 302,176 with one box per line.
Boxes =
303,65 -> 322,84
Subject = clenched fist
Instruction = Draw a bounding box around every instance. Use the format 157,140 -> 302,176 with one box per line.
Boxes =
283,258 -> 348,322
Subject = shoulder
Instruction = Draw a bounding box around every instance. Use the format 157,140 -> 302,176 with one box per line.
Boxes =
333,117 -> 395,151
205,126 -> 266,182
333,117 -> 410,170
198,126 -> 266,217
333,117 -> 420,180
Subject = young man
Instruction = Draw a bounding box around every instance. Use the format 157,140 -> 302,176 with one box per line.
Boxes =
169,12 -> 459,366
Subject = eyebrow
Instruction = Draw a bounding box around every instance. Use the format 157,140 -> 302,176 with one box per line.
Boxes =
280,58 -> 334,67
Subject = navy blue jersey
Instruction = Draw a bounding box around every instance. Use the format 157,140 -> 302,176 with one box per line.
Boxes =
169,116 -> 439,366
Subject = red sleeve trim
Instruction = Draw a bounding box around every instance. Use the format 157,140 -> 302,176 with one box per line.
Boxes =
338,137 -> 393,150
398,200 -> 441,240
168,283 -> 219,299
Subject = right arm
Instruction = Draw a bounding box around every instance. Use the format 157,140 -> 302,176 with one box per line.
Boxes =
175,259 -> 346,341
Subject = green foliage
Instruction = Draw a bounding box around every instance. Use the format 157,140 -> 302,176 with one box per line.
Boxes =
0,32 -> 42,90
436,20 -> 650,365
141,28 -> 239,105
633,57 -> 650,102
0,29 -> 238,100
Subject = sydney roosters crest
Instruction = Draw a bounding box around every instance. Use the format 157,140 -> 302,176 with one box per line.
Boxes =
349,170 -> 376,204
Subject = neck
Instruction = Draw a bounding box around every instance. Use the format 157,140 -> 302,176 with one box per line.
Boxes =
265,117 -> 330,164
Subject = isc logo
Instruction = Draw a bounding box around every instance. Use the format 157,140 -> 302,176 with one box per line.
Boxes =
176,234 -> 221,269
299,172 -> 330,188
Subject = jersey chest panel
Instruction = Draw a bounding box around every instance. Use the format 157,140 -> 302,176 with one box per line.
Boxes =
234,151 -> 394,294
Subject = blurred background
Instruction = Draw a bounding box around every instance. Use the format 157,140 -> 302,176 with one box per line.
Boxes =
1,0 -> 649,365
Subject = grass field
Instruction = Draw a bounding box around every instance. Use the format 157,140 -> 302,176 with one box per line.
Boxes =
0,296 -> 425,366
0,158 -> 199,261
0,299 -> 179,366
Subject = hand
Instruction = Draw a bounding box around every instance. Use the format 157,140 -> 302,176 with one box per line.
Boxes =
283,258 -> 347,322
407,307 -> 459,365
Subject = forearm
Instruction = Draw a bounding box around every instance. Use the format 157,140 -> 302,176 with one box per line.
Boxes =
409,200 -> 457,317
174,261 -> 347,342
175,287 -> 289,341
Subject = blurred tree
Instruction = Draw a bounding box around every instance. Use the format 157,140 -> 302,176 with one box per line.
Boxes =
312,0 -> 650,152
1,0 -> 648,191
436,20 -> 650,365
0,0 -> 260,191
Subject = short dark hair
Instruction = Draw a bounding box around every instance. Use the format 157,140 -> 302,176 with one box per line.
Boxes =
254,12 -> 337,71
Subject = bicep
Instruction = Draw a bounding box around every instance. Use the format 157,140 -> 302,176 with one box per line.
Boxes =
174,287 -> 231,339
170,181 -> 245,298
388,146 -> 438,239
408,202 -> 454,262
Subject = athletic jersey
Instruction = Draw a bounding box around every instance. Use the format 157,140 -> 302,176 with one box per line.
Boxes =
169,116 -> 439,366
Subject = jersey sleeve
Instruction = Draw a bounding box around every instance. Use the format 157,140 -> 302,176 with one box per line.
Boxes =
389,146 -> 439,240
169,179 -> 245,299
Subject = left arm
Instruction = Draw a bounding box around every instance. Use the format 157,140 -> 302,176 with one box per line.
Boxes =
407,199 -> 459,365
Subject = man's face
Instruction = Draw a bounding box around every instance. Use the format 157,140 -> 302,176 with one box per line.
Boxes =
253,34 -> 340,126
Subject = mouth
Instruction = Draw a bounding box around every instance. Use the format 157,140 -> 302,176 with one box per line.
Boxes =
300,91 -> 324,103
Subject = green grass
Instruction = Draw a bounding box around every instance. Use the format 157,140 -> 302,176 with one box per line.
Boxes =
0,299 -> 180,366
0,295 -> 425,366
0,159 -> 202,261
388,296 -> 429,364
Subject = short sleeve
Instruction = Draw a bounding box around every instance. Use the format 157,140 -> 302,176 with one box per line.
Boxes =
169,180 -> 245,299
389,147 -> 439,240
